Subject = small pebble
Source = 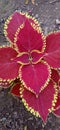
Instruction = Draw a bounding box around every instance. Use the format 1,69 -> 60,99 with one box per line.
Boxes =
35,14 -> 39,18
42,123 -> 45,128
0,18 -> 5,23
58,26 -> 60,30
44,27 -> 48,35
24,125 -> 27,130
1,117 -> 6,122
56,19 -> 60,25
13,111 -> 18,119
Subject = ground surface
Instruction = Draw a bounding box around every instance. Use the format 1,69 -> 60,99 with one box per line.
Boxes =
0,0 -> 60,130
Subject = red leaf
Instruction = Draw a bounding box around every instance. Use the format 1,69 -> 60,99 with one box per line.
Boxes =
30,50 -> 43,64
0,47 -> 20,80
10,83 -> 20,97
14,52 -> 29,65
19,61 -> 51,95
14,20 -> 45,53
53,76 -> 60,117
44,32 -> 60,68
53,93 -> 60,117
4,12 -> 26,43
20,81 -> 58,122
4,11 -> 42,44
51,69 -> 59,83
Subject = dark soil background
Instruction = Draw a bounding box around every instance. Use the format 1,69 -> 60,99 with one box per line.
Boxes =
0,0 -> 60,130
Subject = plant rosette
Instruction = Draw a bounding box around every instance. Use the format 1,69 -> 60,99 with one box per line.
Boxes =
0,11 -> 60,123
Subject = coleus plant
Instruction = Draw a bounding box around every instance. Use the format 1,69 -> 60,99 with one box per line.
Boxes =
0,11 -> 60,123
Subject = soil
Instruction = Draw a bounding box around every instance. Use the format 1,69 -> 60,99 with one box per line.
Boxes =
0,0 -> 60,130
